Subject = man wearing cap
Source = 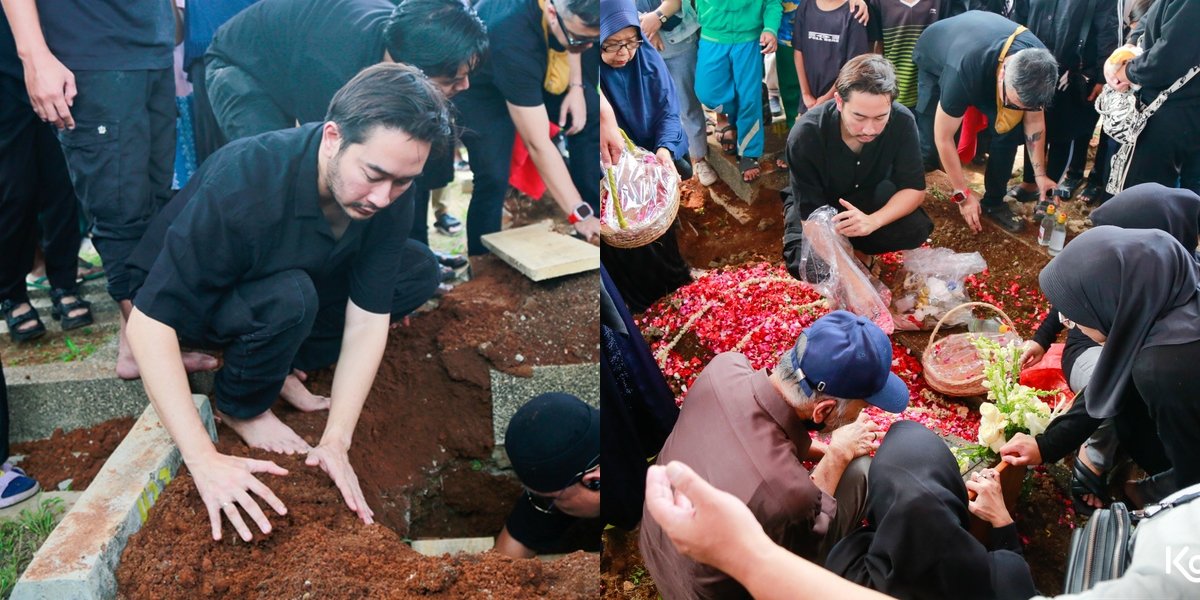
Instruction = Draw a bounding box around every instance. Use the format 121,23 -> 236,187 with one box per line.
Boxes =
639,310 -> 909,600
495,392 -> 601,559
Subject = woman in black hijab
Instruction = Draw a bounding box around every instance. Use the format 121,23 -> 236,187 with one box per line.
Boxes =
1004,226 -> 1200,502
825,421 -> 1038,600
1017,183 -> 1200,512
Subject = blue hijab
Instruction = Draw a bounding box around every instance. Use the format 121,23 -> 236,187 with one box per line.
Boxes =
599,0 -> 686,159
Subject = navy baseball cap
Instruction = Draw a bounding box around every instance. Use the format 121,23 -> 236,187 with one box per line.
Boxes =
788,310 -> 909,413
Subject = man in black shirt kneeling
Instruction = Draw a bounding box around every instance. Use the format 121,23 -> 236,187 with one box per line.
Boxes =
125,64 -> 453,541
782,54 -> 932,278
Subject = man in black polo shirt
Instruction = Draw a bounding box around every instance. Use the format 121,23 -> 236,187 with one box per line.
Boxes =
783,55 -> 931,277
205,0 -> 488,263
125,64 -> 453,540
455,0 -> 601,255
494,393 -> 601,558
913,10 -> 1059,233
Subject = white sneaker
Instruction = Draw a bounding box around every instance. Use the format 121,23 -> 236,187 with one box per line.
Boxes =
694,159 -> 718,186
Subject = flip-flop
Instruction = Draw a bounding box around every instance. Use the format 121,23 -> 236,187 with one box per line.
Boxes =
25,275 -> 49,292
739,156 -> 761,183
77,257 -> 105,283
1071,455 -> 1111,516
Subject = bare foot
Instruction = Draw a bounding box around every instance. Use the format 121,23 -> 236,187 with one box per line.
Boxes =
741,165 -> 761,182
115,331 -> 218,381
219,408 -> 312,454
280,370 -> 331,412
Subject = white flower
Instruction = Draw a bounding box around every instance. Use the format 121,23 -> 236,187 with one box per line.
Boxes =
978,402 -> 1009,452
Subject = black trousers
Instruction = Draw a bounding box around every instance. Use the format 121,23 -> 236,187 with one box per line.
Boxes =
196,240 -> 440,419
0,76 -> 82,304
56,69 -> 176,302
1122,101 -> 1200,195
204,56 -> 294,143
454,49 -> 600,255
1,358 -> 8,463
1134,340 -> 1200,491
844,181 -> 934,255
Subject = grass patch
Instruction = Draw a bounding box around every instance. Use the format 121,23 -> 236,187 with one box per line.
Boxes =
1,496 -> 67,598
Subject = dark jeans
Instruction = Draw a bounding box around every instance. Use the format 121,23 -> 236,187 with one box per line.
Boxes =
205,56 -> 293,143
0,76 -> 81,304
57,69 -> 176,302
454,50 -> 600,255
187,60 -> 226,164
1123,101 -> 1200,195
196,240 -> 440,419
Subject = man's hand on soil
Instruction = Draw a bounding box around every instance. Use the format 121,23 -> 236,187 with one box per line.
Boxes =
306,443 -> 375,525
190,452 -> 289,542
833,199 -> 879,238
958,192 -> 983,233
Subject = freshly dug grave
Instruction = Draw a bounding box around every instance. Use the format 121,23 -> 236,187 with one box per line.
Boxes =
118,257 -> 600,597
10,416 -> 135,490
118,450 -> 598,599
601,167 -> 1086,598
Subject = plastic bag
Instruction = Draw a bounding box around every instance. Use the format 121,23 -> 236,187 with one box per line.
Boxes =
891,247 -> 987,331
798,206 -> 894,333
599,135 -> 677,234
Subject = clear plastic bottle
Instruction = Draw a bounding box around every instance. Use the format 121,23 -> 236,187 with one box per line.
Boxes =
1048,211 -> 1067,256
1038,204 -> 1056,246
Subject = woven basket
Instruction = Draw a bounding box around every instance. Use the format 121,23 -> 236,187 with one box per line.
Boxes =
600,130 -> 681,249
922,302 -> 1017,397
600,181 -> 680,248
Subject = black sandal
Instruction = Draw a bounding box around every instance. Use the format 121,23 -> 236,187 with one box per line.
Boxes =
1071,455 -> 1111,516
716,125 -> 737,155
49,288 -> 93,331
1079,185 -> 1103,206
739,156 -> 761,183
2,299 -> 47,343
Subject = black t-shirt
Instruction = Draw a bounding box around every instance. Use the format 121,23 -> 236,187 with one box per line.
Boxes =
911,10 -> 1044,117
504,497 -> 603,554
469,0 -> 554,108
128,123 -> 412,343
206,0 -> 392,125
0,0 -> 173,78
784,99 -> 926,220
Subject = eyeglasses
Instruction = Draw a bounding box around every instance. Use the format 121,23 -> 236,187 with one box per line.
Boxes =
1058,312 -> 1076,330
601,39 -> 642,55
524,459 -> 600,514
1000,75 -> 1044,112
551,0 -> 599,47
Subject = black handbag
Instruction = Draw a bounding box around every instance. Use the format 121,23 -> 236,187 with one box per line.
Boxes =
1063,501 -> 1132,593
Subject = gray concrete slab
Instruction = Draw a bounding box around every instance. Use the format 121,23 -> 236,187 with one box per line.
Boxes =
490,364 -> 598,448
6,331 -> 214,443
11,395 -> 215,600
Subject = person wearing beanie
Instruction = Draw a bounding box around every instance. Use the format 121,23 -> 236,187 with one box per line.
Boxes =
639,310 -> 909,600
495,392 -> 601,558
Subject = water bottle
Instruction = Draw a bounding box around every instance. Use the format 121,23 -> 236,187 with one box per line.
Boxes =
1048,211 -> 1067,256
1038,204 -> 1056,246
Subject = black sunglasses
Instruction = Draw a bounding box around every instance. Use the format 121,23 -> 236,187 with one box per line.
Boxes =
1000,76 -> 1044,112
524,460 -> 600,514
551,0 -> 599,47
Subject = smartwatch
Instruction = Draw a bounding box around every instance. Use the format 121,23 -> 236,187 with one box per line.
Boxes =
568,202 -> 594,224
950,190 -> 968,205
